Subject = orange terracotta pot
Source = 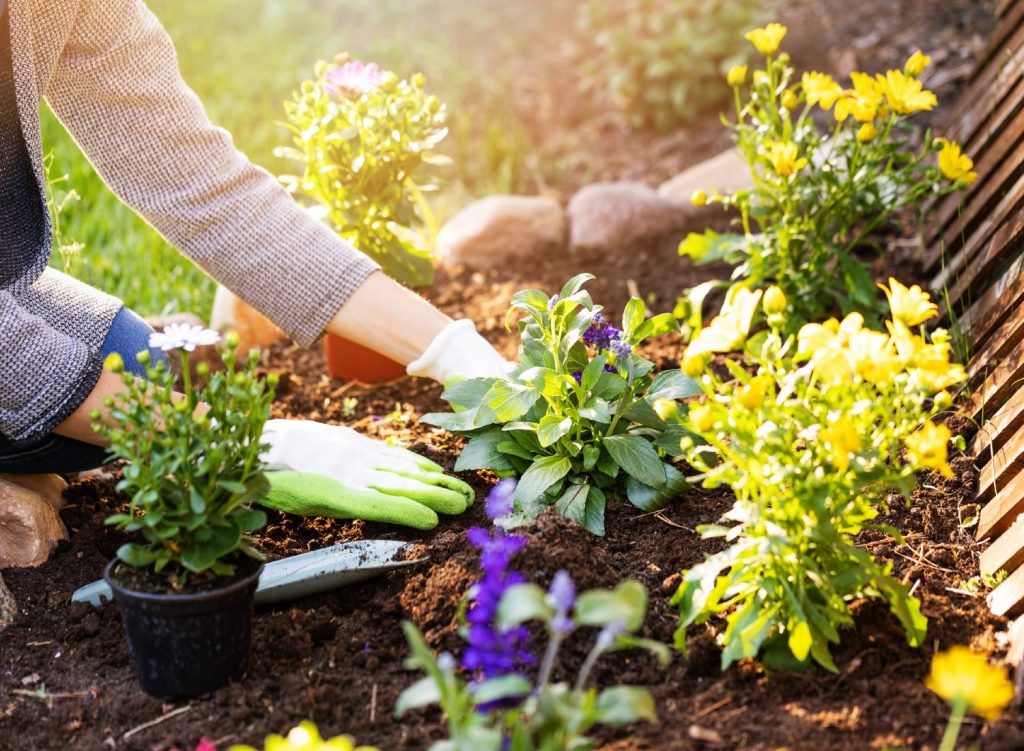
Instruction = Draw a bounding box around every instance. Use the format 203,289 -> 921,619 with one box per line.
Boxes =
323,333 -> 407,383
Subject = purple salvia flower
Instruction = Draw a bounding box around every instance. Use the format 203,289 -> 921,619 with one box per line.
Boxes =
485,478 -> 517,520
463,480 -> 534,683
548,570 -> 576,636
609,339 -> 632,359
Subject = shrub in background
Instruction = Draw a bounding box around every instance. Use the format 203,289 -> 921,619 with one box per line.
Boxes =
278,58 -> 449,287
678,26 -> 975,334
423,275 -> 698,536
577,0 -> 772,130
660,282 -> 965,671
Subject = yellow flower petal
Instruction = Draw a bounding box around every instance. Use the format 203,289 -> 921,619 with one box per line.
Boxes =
926,646 -> 1014,721
745,23 -> 788,56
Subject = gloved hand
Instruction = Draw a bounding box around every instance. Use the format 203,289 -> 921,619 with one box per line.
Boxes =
259,420 -> 474,530
406,319 -> 509,383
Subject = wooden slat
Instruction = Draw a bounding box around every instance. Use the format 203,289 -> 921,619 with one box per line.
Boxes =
988,561 -> 1024,617
930,92 -> 1024,249
957,251 -> 1024,347
965,338 -> 1024,420
979,455 -> 1024,539
973,387 -> 1024,462
999,0 -> 1023,19
977,421 -> 1024,505
981,516 -> 1024,575
954,2 -> 1024,118
967,288 -> 1024,385
931,179 -> 1024,311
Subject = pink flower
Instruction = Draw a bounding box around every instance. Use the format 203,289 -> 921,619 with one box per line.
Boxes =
323,60 -> 386,98
195,740 -> 217,751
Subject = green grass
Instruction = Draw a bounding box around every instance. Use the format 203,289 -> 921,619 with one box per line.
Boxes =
44,0 -> 567,317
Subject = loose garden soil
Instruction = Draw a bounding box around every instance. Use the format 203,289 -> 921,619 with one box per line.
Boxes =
2,1 -> 1019,749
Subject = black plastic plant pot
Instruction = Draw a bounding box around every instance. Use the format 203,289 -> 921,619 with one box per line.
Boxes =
103,558 -> 262,699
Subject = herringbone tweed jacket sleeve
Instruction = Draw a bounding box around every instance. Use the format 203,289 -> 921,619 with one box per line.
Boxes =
2,0 -> 379,444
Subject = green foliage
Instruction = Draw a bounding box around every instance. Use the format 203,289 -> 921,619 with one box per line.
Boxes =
92,337 -> 277,581
577,0 -> 771,130
278,60 -> 448,287
680,36 -> 973,333
397,577 -> 666,751
422,275 -> 698,535
663,288 -> 966,671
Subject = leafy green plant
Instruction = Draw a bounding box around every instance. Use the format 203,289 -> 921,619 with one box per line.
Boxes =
92,328 -> 277,581
577,0 -> 772,130
662,282 -> 966,671
277,58 -> 448,287
422,275 -> 698,536
43,149 -> 85,276
678,27 -> 975,333
398,574 -> 666,751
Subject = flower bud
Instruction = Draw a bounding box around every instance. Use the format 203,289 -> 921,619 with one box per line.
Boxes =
753,70 -> 770,88
411,72 -> 426,88
857,122 -> 877,142
196,361 -> 210,377
690,189 -> 709,207
102,396 -> 115,408
933,390 -> 952,410
88,409 -> 101,421
136,349 -> 151,367
690,404 -> 716,433
104,352 -> 124,374
654,398 -> 679,423
736,378 -> 766,409
268,372 -> 281,387
763,285 -> 787,315
781,89 -> 799,111
727,64 -> 748,88
682,352 -> 707,377
225,330 -> 241,350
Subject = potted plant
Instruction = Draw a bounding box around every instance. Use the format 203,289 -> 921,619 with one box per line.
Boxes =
278,58 -> 448,382
91,325 -> 278,698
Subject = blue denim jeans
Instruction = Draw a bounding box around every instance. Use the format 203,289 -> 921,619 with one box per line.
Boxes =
0,306 -> 169,473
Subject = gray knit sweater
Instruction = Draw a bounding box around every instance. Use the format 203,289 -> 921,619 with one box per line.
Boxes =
1,0 -> 380,446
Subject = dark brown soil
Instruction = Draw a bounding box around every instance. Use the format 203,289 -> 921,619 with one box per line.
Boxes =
1,2 -> 1015,750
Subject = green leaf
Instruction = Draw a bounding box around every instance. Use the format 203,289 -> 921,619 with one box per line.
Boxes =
604,434 -> 666,487
483,381 -> 541,423
442,377 -> 496,410
611,634 -> 671,666
396,677 -> 441,715
117,543 -> 156,568
471,674 -> 532,706
647,370 -> 702,401
677,230 -> 743,265
421,409 -> 486,432
634,313 -> 680,341
622,298 -> 646,336
537,415 -> 573,448
788,621 -> 813,663
596,686 -> 657,725
515,456 -> 572,506
559,273 -> 596,300
456,431 -> 517,472
576,580 -> 647,630
626,464 -> 689,512
498,583 -> 552,629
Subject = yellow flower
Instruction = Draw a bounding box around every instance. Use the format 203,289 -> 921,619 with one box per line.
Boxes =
801,72 -> 844,110
230,721 -> 379,751
737,376 -> 770,410
681,352 -> 708,377
878,277 -> 938,326
849,329 -> 902,385
688,288 -> 764,359
690,189 -> 709,206
904,50 -> 931,78
763,285 -> 787,315
767,141 -> 808,178
781,89 -> 800,111
835,73 -> 880,122
821,415 -> 861,471
925,646 -> 1014,721
690,404 -> 716,433
745,23 -> 788,56
727,64 -> 748,87
877,70 -> 937,114
857,122 -> 877,142
906,421 -> 953,477
936,138 -> 978,185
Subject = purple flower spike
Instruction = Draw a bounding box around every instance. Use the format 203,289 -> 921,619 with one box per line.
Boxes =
548,570 -> 576,636
609,339 -> 633,359
485,478 -> 517,521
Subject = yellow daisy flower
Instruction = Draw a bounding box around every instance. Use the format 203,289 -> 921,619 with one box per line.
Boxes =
906,421 -> 953,477
936,138 -> 978,185
877,70 -> 937,114
766,141 -> 808,178
727,64 -> 748,87
878,277 -> 939,326
904,50 -> 931,78
745,23 -> 788,56
820,415 -> 861,472
801,72 -> 844,110
926,646 -> 1014,721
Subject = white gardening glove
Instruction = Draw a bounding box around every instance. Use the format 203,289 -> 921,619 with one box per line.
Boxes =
259,419 -> 474,529
406,319 -> 509,383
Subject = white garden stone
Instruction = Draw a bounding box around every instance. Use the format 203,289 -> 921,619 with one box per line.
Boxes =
0,473 -> 68,569
210,284 -> 287,354
657,148 -> 754,205
567,182 -> 690,254
437,195 -> 567,269
0,572 -> 14,627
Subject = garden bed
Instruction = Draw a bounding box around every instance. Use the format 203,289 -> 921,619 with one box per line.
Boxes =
3,251 -> 1024,749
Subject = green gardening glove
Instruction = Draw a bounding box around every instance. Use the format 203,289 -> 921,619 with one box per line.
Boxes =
260,420 -> 474,530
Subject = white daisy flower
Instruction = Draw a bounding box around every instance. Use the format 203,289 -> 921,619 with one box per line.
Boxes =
149,323 -> 221,352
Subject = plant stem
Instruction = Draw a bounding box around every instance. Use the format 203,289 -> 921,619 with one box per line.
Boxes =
938,701 -> 967,751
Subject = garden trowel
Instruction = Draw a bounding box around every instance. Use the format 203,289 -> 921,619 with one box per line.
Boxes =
71,539 -> 426,607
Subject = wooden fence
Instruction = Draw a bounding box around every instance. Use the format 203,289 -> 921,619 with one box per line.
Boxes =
927,0 -> 1024,623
